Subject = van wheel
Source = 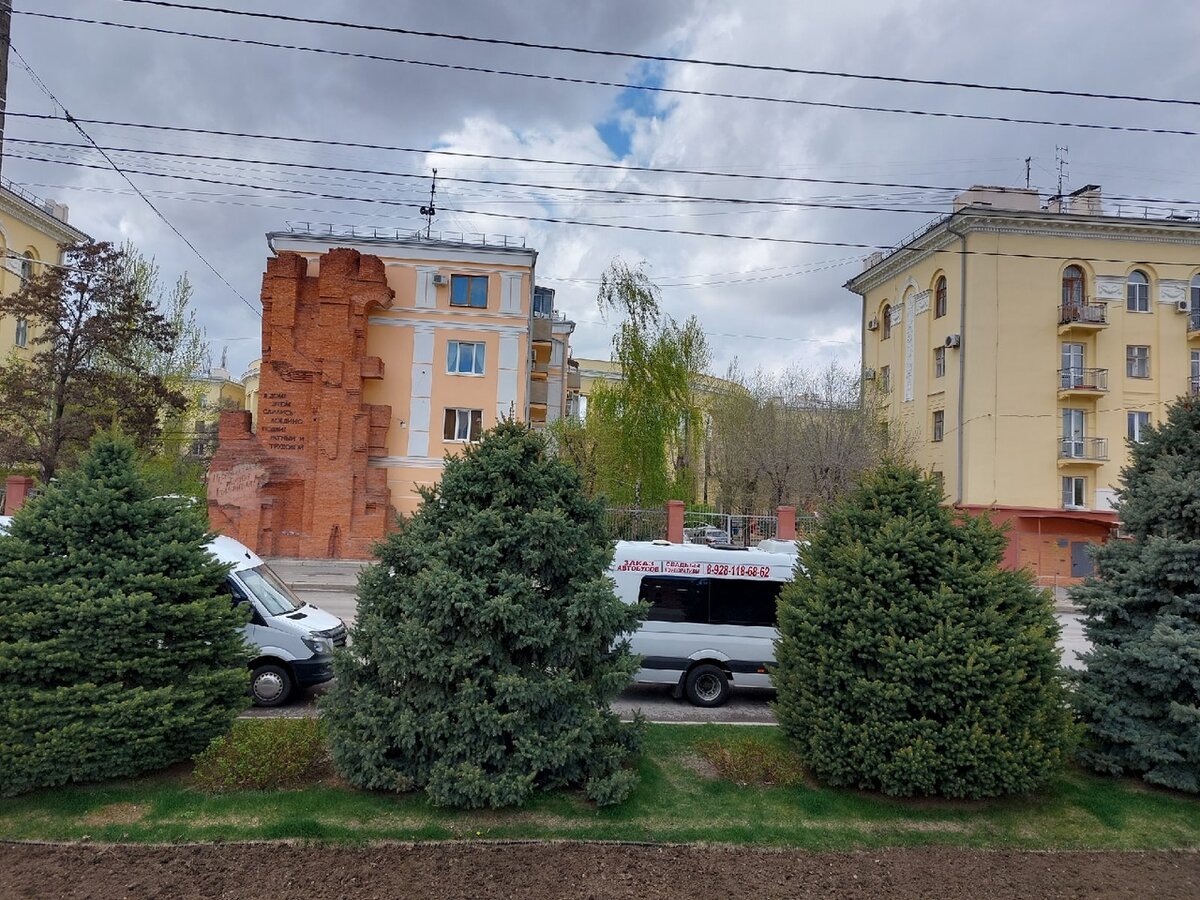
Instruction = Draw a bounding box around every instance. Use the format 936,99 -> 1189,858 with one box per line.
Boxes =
250,664 -> 293,707
685,664 -> 730,707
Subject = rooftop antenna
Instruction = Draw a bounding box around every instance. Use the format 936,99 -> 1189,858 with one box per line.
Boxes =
1024,156 -> 1032,189
419,168 -> 437,239
1055,145 -> 1069,199
219,345 -> 228,370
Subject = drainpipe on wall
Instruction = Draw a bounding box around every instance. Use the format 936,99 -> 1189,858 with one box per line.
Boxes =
946,220 -> 968,506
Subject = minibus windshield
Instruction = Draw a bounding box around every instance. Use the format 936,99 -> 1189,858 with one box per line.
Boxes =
238,565 -> 303,616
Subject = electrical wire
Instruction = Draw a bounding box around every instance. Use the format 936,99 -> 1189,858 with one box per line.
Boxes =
7,46 -> 261,318
18,11 -> 1200,138
104,0 -> 1200,109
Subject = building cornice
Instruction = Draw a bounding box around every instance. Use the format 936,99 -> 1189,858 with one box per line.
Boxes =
0,187 -> 88,246
846,206 -> 1200,296
269,233 -> 538,267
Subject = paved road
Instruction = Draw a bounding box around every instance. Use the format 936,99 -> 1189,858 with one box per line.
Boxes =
250,562 -> 1090,724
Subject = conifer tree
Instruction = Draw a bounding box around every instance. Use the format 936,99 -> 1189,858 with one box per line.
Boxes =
1073,396 -> 1200,793
0,433 -> 248,796
324,421 -> 643,808
774,464 -> 1072,798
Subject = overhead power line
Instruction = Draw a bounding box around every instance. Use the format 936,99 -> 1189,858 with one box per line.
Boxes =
106,0 -> 1200,109
14,149 -> 1200,272
7,137 -> 956,217
6,45 -> 260,317
12,112 -> 1200,210
18,11 -> 1200,138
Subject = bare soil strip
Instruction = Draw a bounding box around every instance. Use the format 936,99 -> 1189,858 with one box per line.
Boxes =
1,842 -> 1196,899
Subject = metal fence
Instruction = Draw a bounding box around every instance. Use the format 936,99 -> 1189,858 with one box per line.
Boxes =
602,506 -> 669,542
602,506 -> 817,546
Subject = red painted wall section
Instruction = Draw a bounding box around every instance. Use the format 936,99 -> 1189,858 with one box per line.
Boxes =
3,475 -> 34,515
666,500 -> 685,543
208,248 -> 396,559
776,505 -> 797,540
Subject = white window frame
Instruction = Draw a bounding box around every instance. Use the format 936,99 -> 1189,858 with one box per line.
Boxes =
14,317 -> 27,348
443,407 -> 483,442
1062,476 -> 1087,510
447,340 -> 486,375
1062,408 -> 1087,458
1126,270 -> 1150,313
1127,411 -> 1150,443
1126,345 -> 1150,379
933,346 -> 945,379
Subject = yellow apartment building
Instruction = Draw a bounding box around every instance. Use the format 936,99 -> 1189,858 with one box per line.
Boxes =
265,229 -> 574,517
848,184 -> 1200,583
0,181 -> 88,357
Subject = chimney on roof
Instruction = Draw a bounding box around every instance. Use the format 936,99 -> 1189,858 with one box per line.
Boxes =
953,185 -> 1041,212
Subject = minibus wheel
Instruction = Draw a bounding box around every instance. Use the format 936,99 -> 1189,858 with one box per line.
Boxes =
685,663 -> 730,707
250,663 -> 294,707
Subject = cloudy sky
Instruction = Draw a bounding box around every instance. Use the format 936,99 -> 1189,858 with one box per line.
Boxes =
9,0 -> 1200,378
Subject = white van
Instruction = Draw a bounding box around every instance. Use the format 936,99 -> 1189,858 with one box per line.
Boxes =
0,518 -> 345,708
610,539 -> 797,707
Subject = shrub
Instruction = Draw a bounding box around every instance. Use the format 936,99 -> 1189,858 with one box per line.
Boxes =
323,421 -> 644,808
0,433 -> 248,796
1073,396 -> 1200,793
193,719 -> 329,792
697,733 -> 807,787
774,464 -> 1073,799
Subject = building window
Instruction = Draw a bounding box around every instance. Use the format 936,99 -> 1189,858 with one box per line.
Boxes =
450,274 -> 488,308
934,276 -> 947,318
931,410 -> 944,442
1062,408 -> 1086,457
443,408 -> 483,442
447,340 -> 485,375
533,285 -> 554,318
1062,265 -> 1085,308
931,470 -> 945,495
1127,411 -> 1150,443
1126,270 -> 1149,312
1193,349 -> 1200,395
14,317 -> 27,348
1062,475 -> 1087,510
881,304 -> 892,340
1126,345 -> 1150,379
880,365 -> 891,392
19,251 -> 34,282
933,346 -> 946,378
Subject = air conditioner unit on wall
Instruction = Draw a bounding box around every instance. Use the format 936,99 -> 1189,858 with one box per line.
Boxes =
1176,299 -> 1190,313
432,274 -> 449,286
867,317 -> 879,331
945,334 -> 962,348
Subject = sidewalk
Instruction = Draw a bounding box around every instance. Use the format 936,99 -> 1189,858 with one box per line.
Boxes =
267,557 -> 371,593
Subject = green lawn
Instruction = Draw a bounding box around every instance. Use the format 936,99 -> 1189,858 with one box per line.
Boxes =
1,724 -> 1197,850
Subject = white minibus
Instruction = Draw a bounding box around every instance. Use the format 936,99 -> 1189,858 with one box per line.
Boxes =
609,539 -> 797,707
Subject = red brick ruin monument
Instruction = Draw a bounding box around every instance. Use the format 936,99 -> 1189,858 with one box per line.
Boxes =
208,249 -> 394,558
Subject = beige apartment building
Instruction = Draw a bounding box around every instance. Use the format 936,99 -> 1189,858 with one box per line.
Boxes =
0,181 -> 87,357
848,185 -> 1200,583
251,229 -> 575,520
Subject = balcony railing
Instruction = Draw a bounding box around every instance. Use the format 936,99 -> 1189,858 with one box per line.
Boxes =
1057,368 -> 1108,392
1191,376 -> 1200,396
529,379 -> 549,406
532,317 -> 553,343
1059,437 -> 1108,462
1189,310 -> 1200,333
1058,302 -> 1108,327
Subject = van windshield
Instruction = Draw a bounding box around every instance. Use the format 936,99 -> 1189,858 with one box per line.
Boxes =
237,565 -> 303,616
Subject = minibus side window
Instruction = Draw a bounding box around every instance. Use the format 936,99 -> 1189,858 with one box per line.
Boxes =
708,578 -> 782,627
640,576 -> 708,623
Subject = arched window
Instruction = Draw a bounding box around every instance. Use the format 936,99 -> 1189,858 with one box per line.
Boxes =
934,276 -> 947,318
19,251 -> 34,282
1062,265 -> 1085,310
1127,270 -> 1149,312
881,303 -> 892,340
1190,274 -> 1200,330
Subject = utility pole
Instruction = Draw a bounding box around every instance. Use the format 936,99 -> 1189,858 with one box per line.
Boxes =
1024,156 -> 1031,189
419,168 -> 437,239
1055,145 -> 1069,199
0,0 -> 11,183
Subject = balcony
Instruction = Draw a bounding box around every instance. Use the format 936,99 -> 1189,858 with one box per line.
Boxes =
1191,376 -> 1200,396
531,354 -> 550,377
1189,310 -> 1200,338
532,315 -> 553,344
1058,302 -> 1108,333
1057,368 -> 1108,398
1058,437 -> 1108,466
567,363 -> 581,391
529,379 -> 548,407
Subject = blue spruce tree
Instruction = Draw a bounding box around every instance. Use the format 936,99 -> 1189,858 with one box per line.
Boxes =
1074,396 -> 1200,792
774,464 -> 1072,798
323,422 -> 643,808
0,433 -> 248,796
